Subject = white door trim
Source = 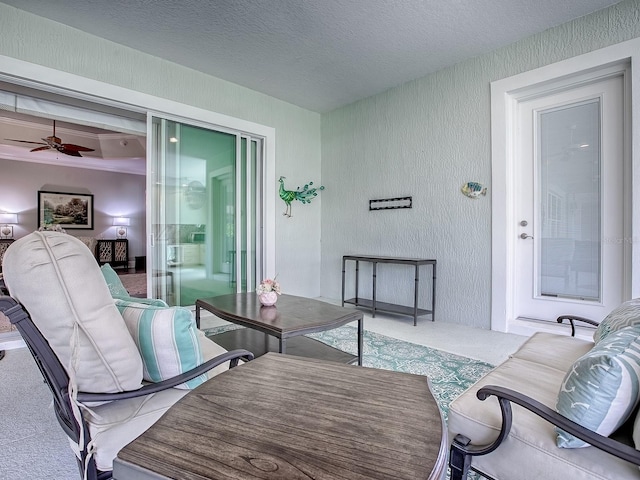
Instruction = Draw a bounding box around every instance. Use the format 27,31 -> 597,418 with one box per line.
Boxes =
491,38 -> 639,334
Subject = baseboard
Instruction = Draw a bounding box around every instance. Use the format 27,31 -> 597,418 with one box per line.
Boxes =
508,316 -> 595,341
0,331 -> 25,350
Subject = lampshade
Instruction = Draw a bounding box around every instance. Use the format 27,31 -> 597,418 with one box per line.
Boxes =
112,217 -> 130,226
0,213 -> 18,224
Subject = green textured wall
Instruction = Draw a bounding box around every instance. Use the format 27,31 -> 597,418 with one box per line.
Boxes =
321,0 -> 640,329
0,3 -> 322,297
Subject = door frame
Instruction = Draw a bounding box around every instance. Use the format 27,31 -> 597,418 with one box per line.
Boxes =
491,38 -> 639,336
0,54 -> 277,287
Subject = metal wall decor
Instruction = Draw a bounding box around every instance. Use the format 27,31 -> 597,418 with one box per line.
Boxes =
461,182 -> 487,199
278,176 -> 324,217
369,196 -> 412,211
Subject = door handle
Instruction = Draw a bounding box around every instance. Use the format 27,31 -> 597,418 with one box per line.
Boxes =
520,233 -> 533,239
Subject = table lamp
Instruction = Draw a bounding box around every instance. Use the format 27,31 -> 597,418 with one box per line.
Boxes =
113,217 -> 130,239
0,213 -> 17,239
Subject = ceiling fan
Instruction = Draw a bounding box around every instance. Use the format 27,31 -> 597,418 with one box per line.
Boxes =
5,120 -> 95,157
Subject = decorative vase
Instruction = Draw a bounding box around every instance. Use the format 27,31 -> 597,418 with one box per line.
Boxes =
258,291 -> 278,306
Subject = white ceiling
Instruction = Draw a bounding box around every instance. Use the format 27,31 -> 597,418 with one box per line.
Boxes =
0,0 -> 622,113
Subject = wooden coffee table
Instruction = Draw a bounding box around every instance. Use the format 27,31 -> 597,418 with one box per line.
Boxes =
113,353 -> 448,480
196,293 -> 363,365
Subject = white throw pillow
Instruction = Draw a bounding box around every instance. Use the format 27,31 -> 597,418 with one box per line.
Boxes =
2,232 -> 143,393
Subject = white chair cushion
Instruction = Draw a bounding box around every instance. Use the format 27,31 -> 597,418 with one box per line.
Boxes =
448,355 -> 639,479
74,388 -> 189,472
510,331 -> 593,373
2,231 -> 143,393
197,329 -> 233,380
76,332 -> 230,471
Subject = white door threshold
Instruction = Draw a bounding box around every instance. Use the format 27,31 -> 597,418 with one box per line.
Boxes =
508,316 -> 595,342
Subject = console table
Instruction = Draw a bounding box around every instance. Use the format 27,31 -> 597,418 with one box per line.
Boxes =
342,255 -> 436,326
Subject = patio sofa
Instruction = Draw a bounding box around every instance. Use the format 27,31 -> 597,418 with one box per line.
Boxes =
448,303 -> 640,479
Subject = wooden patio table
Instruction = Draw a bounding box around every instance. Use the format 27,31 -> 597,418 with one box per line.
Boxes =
113,353 -> 448,480
196,293 -> 364,365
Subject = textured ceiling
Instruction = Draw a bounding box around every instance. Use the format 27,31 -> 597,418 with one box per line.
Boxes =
0,0 -> 623,112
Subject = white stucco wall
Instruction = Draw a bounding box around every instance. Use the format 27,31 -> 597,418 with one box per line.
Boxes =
320,0 -> 640,329
0,4 -> 322,297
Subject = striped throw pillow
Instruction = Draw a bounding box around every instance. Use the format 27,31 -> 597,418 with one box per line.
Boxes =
114,299 -> 206,389
556,325 -> 640,448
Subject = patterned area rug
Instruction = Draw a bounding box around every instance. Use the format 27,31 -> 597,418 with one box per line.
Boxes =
118,273 -> 147,297
204,324 -> 494,421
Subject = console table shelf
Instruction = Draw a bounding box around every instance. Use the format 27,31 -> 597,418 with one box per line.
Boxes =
341,255 -> 436,326
343,298 -> 432,318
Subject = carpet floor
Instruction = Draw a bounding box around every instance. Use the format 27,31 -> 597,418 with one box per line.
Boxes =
1,326 -> 495,479
117,273 -> 147,297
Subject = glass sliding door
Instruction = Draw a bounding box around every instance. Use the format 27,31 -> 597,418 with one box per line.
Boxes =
149,116 -> 263,306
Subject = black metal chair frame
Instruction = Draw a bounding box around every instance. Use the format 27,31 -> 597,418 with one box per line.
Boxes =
0,295 -> 254,480
449,315 -> 640,480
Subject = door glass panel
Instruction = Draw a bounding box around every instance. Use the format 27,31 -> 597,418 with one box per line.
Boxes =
537,100 -> 601,301
150,117 -> 247,306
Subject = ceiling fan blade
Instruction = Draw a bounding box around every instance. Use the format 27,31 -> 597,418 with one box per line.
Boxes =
7,120 -> 94,158
57,147 -> 83,157
61,143 -> 95,152
5,139 -> 48,145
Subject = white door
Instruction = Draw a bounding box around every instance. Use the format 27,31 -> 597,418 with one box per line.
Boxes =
514,74 -> 625,322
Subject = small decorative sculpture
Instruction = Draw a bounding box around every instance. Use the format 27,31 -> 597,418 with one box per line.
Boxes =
278,176 -> 324,217
461,182 -> 487,199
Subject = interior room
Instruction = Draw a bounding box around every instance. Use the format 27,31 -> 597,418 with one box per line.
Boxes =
1,1 -> 640,479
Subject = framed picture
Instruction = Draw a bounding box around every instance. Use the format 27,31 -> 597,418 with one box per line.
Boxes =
38,190 -> 94,230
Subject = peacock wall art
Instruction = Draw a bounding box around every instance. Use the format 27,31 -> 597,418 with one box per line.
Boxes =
278,176 -> 324,217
